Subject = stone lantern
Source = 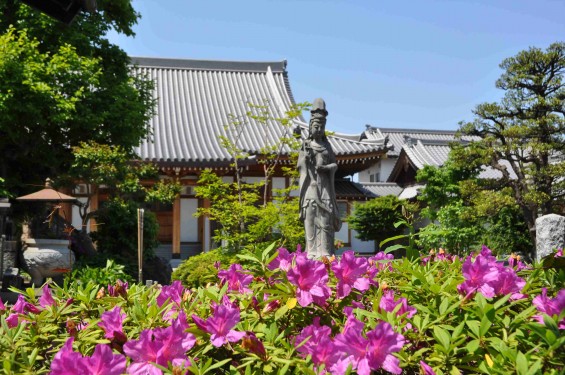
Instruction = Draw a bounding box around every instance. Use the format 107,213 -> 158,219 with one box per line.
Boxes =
16,178 -> 78,285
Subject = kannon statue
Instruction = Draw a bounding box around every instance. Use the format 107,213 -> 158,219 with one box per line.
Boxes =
298,98 -> 342,258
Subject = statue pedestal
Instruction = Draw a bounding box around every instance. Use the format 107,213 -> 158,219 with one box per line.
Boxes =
23,238 -> 74,285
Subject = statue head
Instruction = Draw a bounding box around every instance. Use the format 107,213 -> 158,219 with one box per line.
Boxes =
309,98 -> 328,140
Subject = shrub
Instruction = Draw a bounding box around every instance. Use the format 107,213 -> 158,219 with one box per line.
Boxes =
89,199 -> 159,278
0,244 -> 563,374
68,258 -> 134,285
171,248 -> 239,289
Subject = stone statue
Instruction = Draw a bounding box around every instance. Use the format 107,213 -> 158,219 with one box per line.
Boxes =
298,98 -> 342,258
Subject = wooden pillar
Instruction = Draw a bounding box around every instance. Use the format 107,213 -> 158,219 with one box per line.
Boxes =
172,195 -> 181,258
89,188 -> 98,232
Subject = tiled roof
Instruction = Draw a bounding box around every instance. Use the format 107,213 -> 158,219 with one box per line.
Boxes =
388,138 -> 517,182
363,126 -> 479,157
335,180 -> 375,199
402,139 -> 453,169
131,57 -> 387,166
355,182 -> 404,197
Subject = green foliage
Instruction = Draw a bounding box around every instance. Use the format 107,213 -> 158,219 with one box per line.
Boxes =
0,0 -> 154,197
69,259 -> 134,285
379,254 -> 565,374
347,195 -> 418,248
195,102 -> 307,253
457,42 -> 565,243
0,177 -> 9,198
1,244 -> 564,374
89,199 -> 159,278
171,248 -> 239,289
67,141 -> 180,228
416,156 -> 532,256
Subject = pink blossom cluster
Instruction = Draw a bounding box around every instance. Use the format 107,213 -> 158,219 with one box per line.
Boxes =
457,246 -> 526,300
294,315 -> 405,375
532,288 -> 565,329
268,248 -> 392,307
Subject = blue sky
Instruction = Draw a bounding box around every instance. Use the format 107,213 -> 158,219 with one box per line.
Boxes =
108,0 -> 565,134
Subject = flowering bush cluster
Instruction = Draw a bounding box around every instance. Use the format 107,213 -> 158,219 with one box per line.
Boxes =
0,244 -> 564,374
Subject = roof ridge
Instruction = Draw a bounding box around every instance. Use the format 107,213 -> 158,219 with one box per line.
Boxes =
130,56 -> 287,73
369,126 -> 460,134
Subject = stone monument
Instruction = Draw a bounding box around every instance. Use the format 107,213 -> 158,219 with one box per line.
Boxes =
298,98 -> 342,258
535,214 -> 565,261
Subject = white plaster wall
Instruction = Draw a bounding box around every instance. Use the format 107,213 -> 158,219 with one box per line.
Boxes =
180,198 -> 198,242
71,197 -> 89,232
358,161 -> 380,183
272,177 -> 286,195
380,158 -> 396,182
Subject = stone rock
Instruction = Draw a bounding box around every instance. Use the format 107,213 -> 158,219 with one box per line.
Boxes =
535,214 -> 565,261
22,238 -> 75,285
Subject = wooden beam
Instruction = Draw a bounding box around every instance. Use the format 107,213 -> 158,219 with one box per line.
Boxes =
172,195 -> 181,258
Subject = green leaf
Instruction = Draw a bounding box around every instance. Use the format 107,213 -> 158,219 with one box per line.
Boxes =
515,351 -> 528,375
261,242 -> 277,262
275,305 -> 289,320
466,320 -> 481,338
439,297 -> 450,315
466,339 -> 481,353
433,326 -> 451,352
479,316 -> 491,337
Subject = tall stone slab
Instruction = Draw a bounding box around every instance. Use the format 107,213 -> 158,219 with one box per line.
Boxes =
535,214 -> 565,262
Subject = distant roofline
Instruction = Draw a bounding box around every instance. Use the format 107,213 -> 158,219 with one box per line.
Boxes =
366,125 -> 460,134
130,56 -> 287,73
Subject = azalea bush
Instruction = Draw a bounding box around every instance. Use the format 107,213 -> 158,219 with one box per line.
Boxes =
0,245 -> 564,374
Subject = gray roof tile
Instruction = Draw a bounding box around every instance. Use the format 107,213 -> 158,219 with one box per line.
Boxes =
131,57 -> 386,165
364,126 -> 479,157
355,182 -> 404,197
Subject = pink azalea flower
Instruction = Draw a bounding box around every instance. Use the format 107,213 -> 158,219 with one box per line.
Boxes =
192,303 -> 245,347
50,338 -> 84,374
489,266 -> 526,300
99,306 -> 127,341
331,251 -> 370,299
0,297 -> 5,311
379,290 -> 417,319
12,294 -> 41,314
51,338 -> 126,375
333,315 -> 370,375
156,280 -> 185,307
6,313 -> 20,328
295,317 -> 334,357
287,256 -> 331,307
555,248 -> 564,258
124,312 -> 195,372
39,284 -> 56,308
420,360 -> 437,375
365,322 -> 405,374
533,288 -> 565,329
81,344 -> 127,375
267,247 -> 294,271
368,251 -> 394,272
458,250 -> 527,300
457,254 -> 499,298
217,264 -> 253,294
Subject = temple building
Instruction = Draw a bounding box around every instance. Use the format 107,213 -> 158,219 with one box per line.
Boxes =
71,57 -> 391,260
